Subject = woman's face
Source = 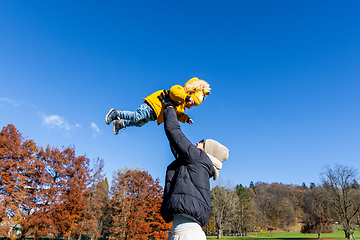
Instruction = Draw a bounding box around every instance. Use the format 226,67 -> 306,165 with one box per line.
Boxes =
196,139 -> 205,149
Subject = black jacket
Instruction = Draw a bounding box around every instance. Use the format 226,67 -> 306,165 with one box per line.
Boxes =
160,106 -> 215,226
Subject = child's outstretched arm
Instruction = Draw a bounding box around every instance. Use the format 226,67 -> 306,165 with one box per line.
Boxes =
169,85 -> 191,104
177,113 -> 194,125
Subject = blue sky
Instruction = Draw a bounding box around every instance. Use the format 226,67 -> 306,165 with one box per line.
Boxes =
1,1 -> 359,188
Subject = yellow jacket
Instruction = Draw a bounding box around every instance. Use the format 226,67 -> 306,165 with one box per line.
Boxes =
143,78 -> 208,125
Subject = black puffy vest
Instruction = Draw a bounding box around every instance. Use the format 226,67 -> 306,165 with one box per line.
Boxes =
160,107 -> 215,226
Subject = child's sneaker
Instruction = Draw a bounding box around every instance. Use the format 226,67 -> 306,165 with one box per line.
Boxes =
105,108 -> 118,125
113,119 -> 125,135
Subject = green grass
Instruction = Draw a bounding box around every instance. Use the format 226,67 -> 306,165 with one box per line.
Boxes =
206,229 -> 360,240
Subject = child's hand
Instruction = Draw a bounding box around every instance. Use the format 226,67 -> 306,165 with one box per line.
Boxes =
187,118 -> 194,125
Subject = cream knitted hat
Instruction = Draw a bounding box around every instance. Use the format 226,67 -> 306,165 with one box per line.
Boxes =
203,139 -> 229,180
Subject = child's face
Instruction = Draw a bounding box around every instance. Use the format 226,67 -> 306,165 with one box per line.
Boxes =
185,102 -> 195,109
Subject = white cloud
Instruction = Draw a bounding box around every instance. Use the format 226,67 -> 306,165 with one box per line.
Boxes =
0,97 -> 39,108
29,103 -> 39,109
0,97 -> 20,107
42,114 -> 71,131
91,122 -> 100,132
91,122 -> 100,138
40,113 -> 100,139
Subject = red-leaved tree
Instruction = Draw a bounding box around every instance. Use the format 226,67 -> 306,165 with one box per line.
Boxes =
110,168 -> 171,240
76,157 -> 109,240
1,124 -> 90,239
18,145 -> 90,239
50,146 -> 90,240
0,124 -> 37,238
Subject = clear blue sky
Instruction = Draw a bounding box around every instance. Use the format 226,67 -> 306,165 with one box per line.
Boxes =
1,1 -> 359,188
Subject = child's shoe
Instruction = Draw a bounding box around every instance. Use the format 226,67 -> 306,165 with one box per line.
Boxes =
105,108 -> 119,125
113,119 -> 125,135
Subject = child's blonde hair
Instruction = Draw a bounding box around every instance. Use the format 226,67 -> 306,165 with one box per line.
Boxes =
184,77 -> 211,95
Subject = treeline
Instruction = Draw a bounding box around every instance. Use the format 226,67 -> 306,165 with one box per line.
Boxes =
205,168 -> 360,239
0,124 -> 171,239
2,124 -> 360,240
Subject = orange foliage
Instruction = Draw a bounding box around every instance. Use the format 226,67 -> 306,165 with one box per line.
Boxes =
0,124 -> 90,239
0,124 -> 37,237
47,147 -> 90,239
110,168 -> 171,240
76,158 -> 109,239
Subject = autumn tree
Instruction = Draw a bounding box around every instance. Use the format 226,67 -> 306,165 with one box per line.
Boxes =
50,146 -> 90,240
18,145 -> 90,239
235,184 -> 254,236
268,183 -> 296,229
203,214 -> 216,236
301,186 -> 333,239
210,184 -> 238,238
0,125 -> 49,239
98,178 -> 112,238
110,167 -> 171,240
249,181 -> 256,194
293,185 -> 307,223
253,182 -> 299,231
0,124 -> 66,239
0,124 -> 38,238
321,164 -> 360,239
18,143 -> 55,239
0,124 -> 90,239
252,182 -> 270,232
76,157 -> 109,240
353,180 -> 360,229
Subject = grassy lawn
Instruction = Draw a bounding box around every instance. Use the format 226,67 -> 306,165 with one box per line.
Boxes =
207,229 -> 360,240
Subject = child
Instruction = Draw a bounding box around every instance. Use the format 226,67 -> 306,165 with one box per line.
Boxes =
105,77 -> 211,135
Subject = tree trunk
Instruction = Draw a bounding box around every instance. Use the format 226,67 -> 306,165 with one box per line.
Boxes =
217,228 -> 223,239
344,223 -> 352,239
345,230 -> 351,239
18,236 -> 26,240
78,233 -> 82,240
318,232 -> 321,239
98,219 -> 104,239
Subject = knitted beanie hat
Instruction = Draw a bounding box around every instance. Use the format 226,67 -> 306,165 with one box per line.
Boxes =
203,139 -> 229,180
184,77 -> 211,106
189,92 -> 204,106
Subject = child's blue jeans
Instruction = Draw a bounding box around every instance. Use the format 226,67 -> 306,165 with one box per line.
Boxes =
118,102 -> 157,128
